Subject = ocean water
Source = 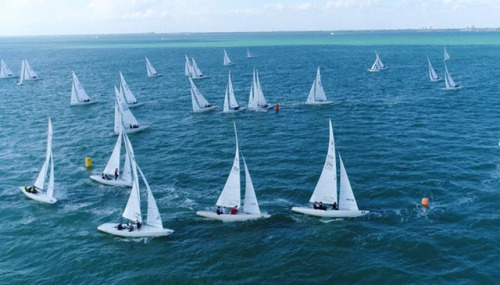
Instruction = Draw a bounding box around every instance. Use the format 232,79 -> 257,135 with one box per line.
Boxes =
1,31 -> 500,283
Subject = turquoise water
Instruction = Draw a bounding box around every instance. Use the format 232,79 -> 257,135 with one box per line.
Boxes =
1,32 -> 500,283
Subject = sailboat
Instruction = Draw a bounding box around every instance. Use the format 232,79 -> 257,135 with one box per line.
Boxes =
223,71 -> 245,113
114,86 -> 148,134
70,71 -> 97,106
184,54 -> 194,77
305,67 -> 333,105
247,48 -> 255,58
189,77 -> 216,113
223,49 -> 234,66
20,118 -> 57,204
367,52 -> 388,72
190,57 -> 208,79
119,72 -> 143,107
196,122 -> 270,222
444,47 -> 451,60
16,60 -> 41,85
0,60 -> 16,79
145,57 -> 162,77
442,61 -> 461,90
427,57 -> 441,82
292,119 -> 369,218
247,69 -> 274,112
90,129 -> 132,187
98,130 -> 174,237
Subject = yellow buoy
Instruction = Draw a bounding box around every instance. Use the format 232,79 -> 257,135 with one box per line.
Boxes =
421,197 -> 429,207
85,157 -> 93,168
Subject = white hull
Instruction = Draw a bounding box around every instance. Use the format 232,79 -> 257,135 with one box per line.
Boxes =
291,207 -> 368,218
305,101 -> 333,105
115,125 -> 149,135
196,211 -> 270,222
70,101 -> 98,106
97,223 -> 174,237
127,102 -> 144,108
248,105 -> 275,112
0,75 -> 18,79
223,107 -> 246,114
441,86 -> 464,91
19,187 -> 57,204
89,175 -> 132,187
147,74 -> 162,78
193,106 -> 217,113
430,78 -> 442,82
224,63 -> 235,66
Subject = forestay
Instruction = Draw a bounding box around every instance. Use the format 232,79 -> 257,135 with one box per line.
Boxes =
138,165 -> 164,229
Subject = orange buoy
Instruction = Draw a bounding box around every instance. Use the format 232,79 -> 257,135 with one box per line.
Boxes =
275,103 -> 280,113
421,197 -> 429,207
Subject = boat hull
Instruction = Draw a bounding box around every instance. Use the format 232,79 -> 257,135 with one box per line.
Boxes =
291,207 -> 368,218
114,125 -> 149,135
97,223 -> 174,237
305,101 -> 333,105
70,101 -> 98,106
224,63 -> 235,66
193,106 -> 217,113
19,187 -> 57,204
147,74 -> 162,78
223,107 -> 246,113
191,76 -> 210,80
196,211 -> 270,222
441,86 -> 464,91
89,175 -> 132,187
127,102 -> 144,108
0,75 -> 18,79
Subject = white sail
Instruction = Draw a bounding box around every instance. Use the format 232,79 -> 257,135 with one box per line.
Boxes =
121,150 -> 132,184
103,130 -> 122,176
376,52 -> 386,69
427,57 -> 440,81
122,133 -> 142,223
223,71 -> 239,112
369,54 -> 380,72
191,58 -> 204,78
189,77 -> 211,111
17,60 -> 25,85
34,118 -> 53,191
255,70 -> 267,106
24,60 -> 39,79
0,60 -> 14,78
145,57 -> 159,77
247,83 -> 257,110
71,71 -> 91,104
114,86 -> 140,133
338,155 -> 358,211
444,62 -> 458,89
247,48 -> 254,58
137,165 -> 163,229
306,67 -> 327,103
242,157 -> 260,215
444,47 -> 451,60
185,55 -> 193,77
47,153 -> 55,198
223,49 -> 233,66
309,119 -> 337,204
119,72 -> 138,104
216,123 -> 241,208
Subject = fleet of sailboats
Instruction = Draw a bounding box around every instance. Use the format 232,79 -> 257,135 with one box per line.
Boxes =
223,71 -> 245,113
145,57 -> 162,77
70,71 -> 97,106
196,122 -> 270,222
114,85 -> 148,134
0,60 -> 16,79
97,129 -> 174,237
20,118 -> 57,204
367,52 -> 387,72
247,69 -> 274,112
185,55 -> 208,79
292,119 -> 368,218
305,67 -> 333,105
119,71 -> 143,107
16,60 -> 41,85
189,77 -> 216,113
427,57 -> 441,82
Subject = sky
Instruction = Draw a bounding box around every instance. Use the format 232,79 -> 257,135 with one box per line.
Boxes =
0,0 -> 499,36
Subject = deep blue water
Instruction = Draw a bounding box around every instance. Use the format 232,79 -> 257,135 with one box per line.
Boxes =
1,32 -> 500,283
